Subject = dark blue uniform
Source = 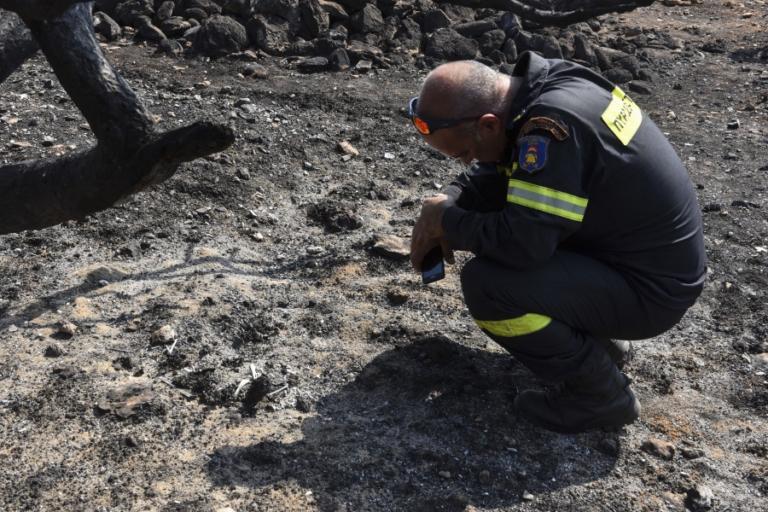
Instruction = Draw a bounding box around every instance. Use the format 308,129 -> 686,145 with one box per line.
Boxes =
442,52 -> 706,382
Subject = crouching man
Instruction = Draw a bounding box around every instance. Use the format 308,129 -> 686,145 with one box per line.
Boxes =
409,53 -> 706,433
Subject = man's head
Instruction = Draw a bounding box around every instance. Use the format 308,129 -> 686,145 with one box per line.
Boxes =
410,60 -> 516,165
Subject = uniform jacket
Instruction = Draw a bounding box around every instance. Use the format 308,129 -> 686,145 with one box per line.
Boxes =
442,52 -> 706,310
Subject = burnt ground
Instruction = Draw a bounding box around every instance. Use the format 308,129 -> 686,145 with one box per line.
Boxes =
1,2 -> 767,511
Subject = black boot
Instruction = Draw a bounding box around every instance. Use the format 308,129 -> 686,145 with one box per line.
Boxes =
513,342 -> 640,434
597,339 -> 634,370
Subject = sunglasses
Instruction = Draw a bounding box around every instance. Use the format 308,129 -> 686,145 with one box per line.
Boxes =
408,96 -> 481,136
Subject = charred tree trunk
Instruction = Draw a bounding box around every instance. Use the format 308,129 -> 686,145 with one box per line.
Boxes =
0,15 -> 37,84
438,0 -> 657,26
0,2 -> 234,234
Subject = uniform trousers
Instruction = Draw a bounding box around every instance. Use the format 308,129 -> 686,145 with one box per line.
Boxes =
461,251 -> 687,381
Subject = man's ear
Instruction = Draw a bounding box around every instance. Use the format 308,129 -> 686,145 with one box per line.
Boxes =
477,113 -> 502,134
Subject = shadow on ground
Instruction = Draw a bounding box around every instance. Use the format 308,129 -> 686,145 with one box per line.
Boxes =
206,336 -> 620,511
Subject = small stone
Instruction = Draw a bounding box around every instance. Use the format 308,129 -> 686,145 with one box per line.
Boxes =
371,234 -> 410,260
354,59 -> 373,73
44,344 -> 65,358
640,438 -> 676,460
56,321 -> 78,339
727,119 -> 740,130
253,232 -> 264,242
123,435 -> 140,448
438,470 -> 451,479
297,56 -> 329,73
295,396 -> 312,413
96,383 -> 156,419
522,491 -> 534,501
628,80 -> 652,95
236,167 -> 251,180
337,140 -> 359,156
150,325 -> 176,346
42,136 -> 56,147
478,470 -> 491,485
386,289 -> 409,306
241,63 -> 269,79
307,246 -> 324,255
7,325 -> 18,333
681,447 -> 705,459
597,437 -> 620,456
383,152 -> 395,160
685,484 -> 714,511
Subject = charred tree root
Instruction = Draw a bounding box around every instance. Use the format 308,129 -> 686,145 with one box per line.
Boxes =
439,0 -> 657,26
0,14 -> 37,84
0,2 -> 234,234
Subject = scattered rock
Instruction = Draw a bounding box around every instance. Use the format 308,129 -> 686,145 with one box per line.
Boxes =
51,364 -> 84,380
386,289 -> 409,306
421,9 -> 451,33
307,200 -> 363,233
438,470 -> 451,479
241,63 -> 269,79
727,119 -> 740,130
298,56 -> 329,72
135,16 -> 167,43
597,437 -> 620,456
242,375 -> 271,412
150,325 -> 177,346
605,68 -> 634,84
641,438 -> 676,460
329,48 -> 351,71
371,234 -> 410,260
295,395 -> 312,412
685,484 -> 714,511
96,383 -> 156,419
94,11 -> 122,42
350,4 -> 385,34
522,491 -> 534,501
44,344 -> 65,358
628,80 -> 653,95
248,14 -> 292,55
194,15 -> 248,56
681,447 -> 706,459
424,28 -> 478,61
85,266 -> 128,286
55,320 -> 78,339
337,140 -> 359,156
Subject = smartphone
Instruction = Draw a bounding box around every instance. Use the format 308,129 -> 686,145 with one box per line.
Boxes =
421,246 -> 445,284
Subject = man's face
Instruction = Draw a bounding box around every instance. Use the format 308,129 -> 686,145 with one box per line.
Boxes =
422,122 -> 479,166
420,115 -> 506,166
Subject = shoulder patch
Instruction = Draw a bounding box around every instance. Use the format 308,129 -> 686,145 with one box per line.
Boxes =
518,116 -> 569,141
518,135 -> 549,174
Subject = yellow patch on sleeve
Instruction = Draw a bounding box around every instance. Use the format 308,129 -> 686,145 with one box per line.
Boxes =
601,87 -> 642,146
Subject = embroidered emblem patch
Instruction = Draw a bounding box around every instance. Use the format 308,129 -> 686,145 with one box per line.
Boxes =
519,116 -> 569,141
518,135 -> 549,174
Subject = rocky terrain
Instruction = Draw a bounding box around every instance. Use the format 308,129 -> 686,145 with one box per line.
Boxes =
1,0 -> 767,511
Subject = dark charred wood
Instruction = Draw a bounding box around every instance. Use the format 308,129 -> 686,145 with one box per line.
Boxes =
0,0 -> 91,21
438,0 -> 656,26
0,3 -> 235,234
0,12 -> 38,84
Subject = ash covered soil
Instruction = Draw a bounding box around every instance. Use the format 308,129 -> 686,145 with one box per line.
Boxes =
1,2 -> 768,511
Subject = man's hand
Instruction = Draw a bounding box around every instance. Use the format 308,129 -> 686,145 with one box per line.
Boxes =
410,194 -> 456,272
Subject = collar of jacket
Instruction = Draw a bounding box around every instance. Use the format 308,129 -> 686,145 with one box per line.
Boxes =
500,51 -> 551,164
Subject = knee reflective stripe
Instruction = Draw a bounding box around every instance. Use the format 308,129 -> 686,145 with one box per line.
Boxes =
507,179 -> 588,222
475,313 -> 552,338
